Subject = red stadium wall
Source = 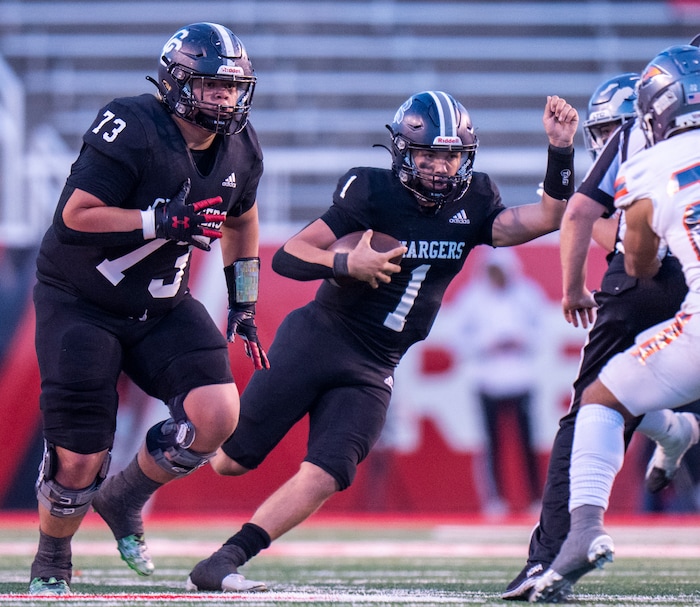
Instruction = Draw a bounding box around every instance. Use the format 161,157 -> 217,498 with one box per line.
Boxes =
0,240 -> 654,516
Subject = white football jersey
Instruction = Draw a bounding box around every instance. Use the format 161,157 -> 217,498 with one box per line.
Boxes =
615,130 -> 700,314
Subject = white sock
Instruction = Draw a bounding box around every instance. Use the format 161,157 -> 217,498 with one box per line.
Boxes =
636,409 -> 678,443
570,404 -> 625,511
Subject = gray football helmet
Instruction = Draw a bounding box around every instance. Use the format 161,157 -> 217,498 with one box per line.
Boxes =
636,45 -> 700,145
583,73 -> 639,159
152,22 -> 256,135
388,91 -> 479,213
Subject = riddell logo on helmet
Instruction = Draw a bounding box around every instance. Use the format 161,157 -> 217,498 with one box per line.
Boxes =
217,65 -> 244,76
433,136 -> 462,145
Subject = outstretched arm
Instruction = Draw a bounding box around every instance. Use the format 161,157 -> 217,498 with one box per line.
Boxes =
492,95 -> 578,246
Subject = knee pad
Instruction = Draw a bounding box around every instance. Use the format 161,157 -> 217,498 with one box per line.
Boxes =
35,441 -> 111,518
146,418 -> 215,477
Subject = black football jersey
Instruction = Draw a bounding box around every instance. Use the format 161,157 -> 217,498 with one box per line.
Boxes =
36,94 -> 263,319
316,167 -> 505,364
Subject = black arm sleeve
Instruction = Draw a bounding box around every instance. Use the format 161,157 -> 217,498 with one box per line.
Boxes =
272,246 -> 335,281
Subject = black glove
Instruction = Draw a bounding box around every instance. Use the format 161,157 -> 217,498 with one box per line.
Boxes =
227,302 -> 270,370
154,179 -> 224,251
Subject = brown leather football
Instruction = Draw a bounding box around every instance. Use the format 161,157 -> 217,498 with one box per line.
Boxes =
327,230 -> 404,264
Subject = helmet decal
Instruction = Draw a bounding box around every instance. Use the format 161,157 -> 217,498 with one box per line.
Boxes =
162,29 -> 188,58
217,65 -> 245,76
652,89 -> 678,115
392,98 -> 412,124
641,65 -> 667,81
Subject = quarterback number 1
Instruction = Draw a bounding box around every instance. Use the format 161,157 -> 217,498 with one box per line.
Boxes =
92,110 -> 127,143
384,264 -> 429,332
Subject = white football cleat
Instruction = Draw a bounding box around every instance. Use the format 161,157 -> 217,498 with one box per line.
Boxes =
186,572 -> 267,593
529,533 -> 614,603
646,412 -> 700,493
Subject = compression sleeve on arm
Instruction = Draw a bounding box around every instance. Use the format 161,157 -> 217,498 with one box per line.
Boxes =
272,246 -> 336,281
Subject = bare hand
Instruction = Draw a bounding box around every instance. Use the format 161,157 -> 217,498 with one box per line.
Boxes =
562,289 -> 597,328
543,95 -> 579,148
347,230 -> 406,289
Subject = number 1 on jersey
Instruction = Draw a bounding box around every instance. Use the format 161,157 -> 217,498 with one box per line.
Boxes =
384,264 -> 429,332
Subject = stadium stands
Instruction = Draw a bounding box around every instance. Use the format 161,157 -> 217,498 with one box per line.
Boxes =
1,1 -> 700,238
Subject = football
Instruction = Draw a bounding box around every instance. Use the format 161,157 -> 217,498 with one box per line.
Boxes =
327,230 -> 404,264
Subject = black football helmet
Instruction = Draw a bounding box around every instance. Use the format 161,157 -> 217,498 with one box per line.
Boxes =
152,22 -> 256,135
636,45 -> 700,146
388,91 -> 478,213
583,73 -> 639,159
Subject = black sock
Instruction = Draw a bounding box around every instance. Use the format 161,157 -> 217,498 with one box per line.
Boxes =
94,456 -> 163,538
223,523 -> 271,562
30,530 -> 73,583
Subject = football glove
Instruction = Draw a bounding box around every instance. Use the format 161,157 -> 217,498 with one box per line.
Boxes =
152,179 -> 224,251
227,303 -> 270,370
224,258 -> 269,371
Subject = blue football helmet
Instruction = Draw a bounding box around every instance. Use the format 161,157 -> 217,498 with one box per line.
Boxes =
583,73 -> 639,159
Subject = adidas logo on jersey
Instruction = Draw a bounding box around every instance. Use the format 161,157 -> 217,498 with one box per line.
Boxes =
449,210 -> 470,224
384,376 -> 394,391
222,172 -> 237,188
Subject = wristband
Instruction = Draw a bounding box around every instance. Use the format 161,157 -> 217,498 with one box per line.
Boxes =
543,144 -> 574,200
224,257 -> 259,304
141,209 -> 156,240
332,252 -> 350,281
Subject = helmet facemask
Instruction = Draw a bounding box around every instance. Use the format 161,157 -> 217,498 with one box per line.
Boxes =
165,65 -> 256,135
391,133 -> 476,214
583,119 -> 623,159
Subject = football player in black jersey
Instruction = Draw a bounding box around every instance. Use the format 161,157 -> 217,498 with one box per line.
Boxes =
28,23 -> 269,596
503,67 -> 700,602
180,90 -> 578,592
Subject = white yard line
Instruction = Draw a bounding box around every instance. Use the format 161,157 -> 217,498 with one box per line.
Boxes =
0,592 -> 475,603
2,537 -> 700,558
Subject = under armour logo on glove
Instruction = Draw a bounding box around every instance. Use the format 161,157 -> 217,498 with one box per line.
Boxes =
172,217 -> 191,229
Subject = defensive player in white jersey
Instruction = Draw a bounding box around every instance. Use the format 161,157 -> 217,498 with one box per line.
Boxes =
504,70 -> 700,602
531,43 -> 700,603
